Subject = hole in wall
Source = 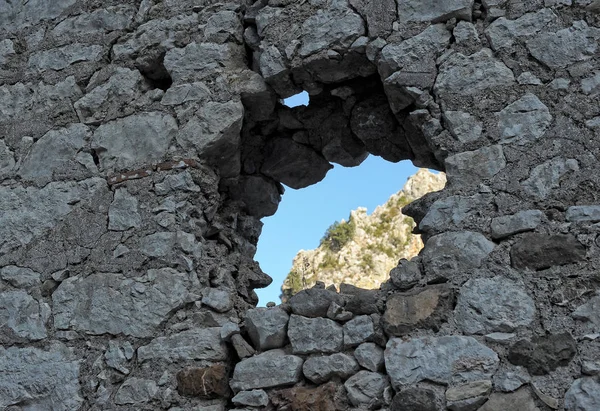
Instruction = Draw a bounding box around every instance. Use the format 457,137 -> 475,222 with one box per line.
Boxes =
254,156 -> 445,306
283,91 -> 310,108
136,50 -> 173,91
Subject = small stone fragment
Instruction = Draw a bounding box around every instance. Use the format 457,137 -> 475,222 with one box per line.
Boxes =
445,145 -> 506,185
343,315 -> 376,346
443,111 -> 483,143
288,287 -> 344,318
231,334 -> 256,359
508,333 -> 577,375
389,259 -> 422,290
354,342 -> 384,372
232,389 -> 269,407
496,93 -> 552,144
202,288 -> 232,313
288,315 -> 343,354
478,387 -> 540,411
391,387 -> 439,411
566,205 -> 600,222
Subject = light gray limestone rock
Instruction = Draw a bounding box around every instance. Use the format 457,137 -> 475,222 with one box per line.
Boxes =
421,231 -> 495,279
581,71 -> 600,95
479,387 -> 540,411
517,72 -> 543,85
298,10 -> 365,57
105,340 -> 131,374
454,21 -> 480,44
572,294 -> 600,329
446,380 -> 492,411
582,360 -> 600,375
455,277 -> 536,334
53,268 -> 199,337
0,290 -> 48,341
230,349 -> 303,392
491,210 -> 543,239
0,178 -> 105,254
443,111 -> 483,143
92,112 -> 177,170
220,321 -> 241,341
0,266 -> 41,288
245,307 -> 289,351
0,139 -> 15,177
74,68 -> 146,125
445,145 -> 506,184
114,377 -> 158,405
521,157 -> 579,199
0,344 -> 82,410
344,371 -> 389,409
354,342 -> 385,372
28,44 -> 103,72
139,232 -> 176,257
0,38 -> 15,65
435,49 -> 515,96
385,336 -> 499,389
527,21 -> 600,69
564,378 -> 600,410
202,288 -> 233,313
493,367 -> 530,392
397,0 -> 474,23
302,353 -> 359,384
138,328 -> 227,362
288,315 -> 343,354
51,6 -> 134,39
108,188 -> 141,231
485,9 -> 556,50
566,205 -> 600,222
18,123 -> 90,186
420,194 -> 489,232
497,94 -> 552,144
232,389 -> 269,407
164,42 -> 244,82
229,175 -> 281,218
0,0 -> 77,34
344,315 -> 376,347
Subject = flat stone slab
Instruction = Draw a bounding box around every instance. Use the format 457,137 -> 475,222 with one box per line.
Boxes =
230,349 -> 304,392
288,315 -> 343,354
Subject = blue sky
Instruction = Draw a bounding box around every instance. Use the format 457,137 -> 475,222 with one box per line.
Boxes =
254,92 -> 419,305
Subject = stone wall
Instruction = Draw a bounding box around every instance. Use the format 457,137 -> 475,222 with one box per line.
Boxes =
1,0 -> 599,409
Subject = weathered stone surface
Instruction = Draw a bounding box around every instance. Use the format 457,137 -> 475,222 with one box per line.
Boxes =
53,268 -> 199,337
582,71 -> 600,95
297,9 -> 365,57
302,353 -> 359,384
92,112 -> 177,170
527,21 -> 600,69
497,93 -> 552,144
455,277 -> 535,335
397,0 -> 474,23
202,288 -> 232,313
443,111 -> 483,143
493,367 -> 530,392
354,342 -> 385,372
382,285 -> 454,335
245,307 -> 289,351
51,6 -> 134,38
446,380 -> 492,411
391,387 -> 439,411
229,175 -> 281,218
137,328 -> 227,362
108,188 -> 141,231
385,336 -> 499,388
349,0 -> 395,37
435,49 -> 515,96
28,44 -> 103,72
491,210 -> 543,239
508,333 -> 577,375
230,349 -> 303,392
342,284 -> 381,315
419,194 -> 489,233
478,387 -> 540,411
0,266 -> 41,288
521,157 -> 579,199
344,315 -> 376,346
261,138 -> 333,189
565,378 -> 600,410
566,205 -> 600,222
176,365 -> 230,399
0,290 -> 48,341
485,9 -> 557,50
231,334 -> 256,359
572,294 -> 600,329
115,377 -> 158,405
288,287 -> 344,318
0,178 -> 105,254
445,145 -> 506,184
0,344 -> 82,410
510,233 -> 586,270
421,231 -> 495,279
18,123 -> 90,186
0,0 -> 76,33
288,315 -> 343,354
390,259 -> 422,290
270,382 -> 341,411
344,371 -> 389,409
164,42 -> 244,82
232,389 -> 269,407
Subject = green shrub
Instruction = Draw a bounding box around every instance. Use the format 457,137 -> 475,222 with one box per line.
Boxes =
320,218 -> 355,252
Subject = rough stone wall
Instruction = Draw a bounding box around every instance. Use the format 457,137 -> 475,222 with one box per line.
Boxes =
1,0 -> 600,410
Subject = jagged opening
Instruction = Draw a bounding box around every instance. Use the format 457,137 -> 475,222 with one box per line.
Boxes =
254,157 -> 446,306
283,91 -> 310,108
135,50 -> 173,91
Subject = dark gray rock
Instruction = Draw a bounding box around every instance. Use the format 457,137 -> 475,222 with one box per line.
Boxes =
343,315 -> 376,347
349,0 -> 395,37
389,259 -> 422,290
229,175 -> 281,218
302,353 -> 359,384
385,336 -> 499,389
521,157 -> 579,199
245,307 -> 289,351
396,0 -> 473,23
232,389 -> 269,407
510,233 -> 586,270
230,349 -> 303,392
261,138 -> 332,189
572,294 -> 600,328
354,342 -> 384,372
508,333 -> 577,375
454,277 -> 535,335
115,377 -> 158,405
491,210 -> 543,240
288,287 -> 344,318
137,328 -> 228,363
391,387 -> 439,411
288,315 -> 343,354
202,288 -> 233,313
478,387 -> 540,411
108,188 -> 141,231
446,380 -> 492,411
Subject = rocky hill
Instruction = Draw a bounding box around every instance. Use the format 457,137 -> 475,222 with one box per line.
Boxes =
281,169 -> 446,300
